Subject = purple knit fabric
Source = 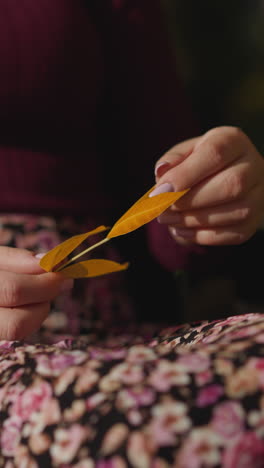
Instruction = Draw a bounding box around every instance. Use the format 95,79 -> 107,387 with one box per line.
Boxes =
0,0 -> 198,216
0,0 -> 112,215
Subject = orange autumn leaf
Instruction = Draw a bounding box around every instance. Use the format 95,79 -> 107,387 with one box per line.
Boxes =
60,259 -> 129,278
39,225 -> 109,272
38,186 -> 188,279
107,188 -> 188,238
108,185 -> 156,231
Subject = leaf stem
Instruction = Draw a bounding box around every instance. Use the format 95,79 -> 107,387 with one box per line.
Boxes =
55,237 -> 110,272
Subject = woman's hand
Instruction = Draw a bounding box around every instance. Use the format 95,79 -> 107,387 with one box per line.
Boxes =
151,126 -> 264,246
0,246 -> 72,340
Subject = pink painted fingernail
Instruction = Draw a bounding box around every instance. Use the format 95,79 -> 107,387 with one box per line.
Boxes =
154,161 -> 170,178
35,253 -> 46,260
170,227 -> 194,238
149,182 -> 174,198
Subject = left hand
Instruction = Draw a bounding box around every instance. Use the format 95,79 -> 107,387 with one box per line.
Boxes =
151,126 -> 264,246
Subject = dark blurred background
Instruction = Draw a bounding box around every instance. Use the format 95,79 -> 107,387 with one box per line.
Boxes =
125,1 -> 264,325
161,0 -> 264,152
138,1 -> 264,323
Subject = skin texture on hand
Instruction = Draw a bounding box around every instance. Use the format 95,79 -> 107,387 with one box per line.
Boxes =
0,247 -> 72,341
154,126 -> 264,246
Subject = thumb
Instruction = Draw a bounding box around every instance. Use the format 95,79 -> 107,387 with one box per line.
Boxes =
0,246 -> 46,275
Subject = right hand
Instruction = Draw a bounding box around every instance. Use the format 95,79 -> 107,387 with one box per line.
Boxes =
153,126 -> 264,246
0,247 -> 73,341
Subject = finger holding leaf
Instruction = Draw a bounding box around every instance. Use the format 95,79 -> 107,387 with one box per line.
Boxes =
39,185 -> 188,278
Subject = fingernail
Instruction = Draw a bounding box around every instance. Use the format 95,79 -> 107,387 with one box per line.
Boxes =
170,227 -> 194,238
154,161 -> 170,178
60,279 -> 74,293
149,182 -> 174,198
35,253 -> 46,260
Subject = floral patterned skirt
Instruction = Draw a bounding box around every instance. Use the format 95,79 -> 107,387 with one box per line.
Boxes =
0,215 -> 264,467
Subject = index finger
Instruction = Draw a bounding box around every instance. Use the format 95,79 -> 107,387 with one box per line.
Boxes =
156,127 -> 248,192
155,137 -> 199,179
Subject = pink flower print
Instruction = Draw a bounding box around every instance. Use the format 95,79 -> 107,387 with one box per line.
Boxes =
149,339 -> 159,347
0,416 -> 22,457
211,401 -> 245,440
127,409 -> 143,426
52,351 -> 87,369
176,427 -> 221,468
74,369 -> 99,395
195,370 -> 213,386
116,386 -> 156,411
99,374 -> 122,393
0,380 -> 24,411
0,386 -> 6,410
4,382 -> 25,406
26,398 -> 61,435
196,384 -> 224,407
148,401 -> 191,447
50,424 -> 87,464
101,424 -> 129,456
0,340 -> 16,350
64,399 -> 86,422
0,358 -> 15,373
4,462 -> 15,468
9,368 -> 24,384
127,432 -> 153,468
14,444 -> 38,468
148,360 -> 190,391
11,380 -> 52,421
226,367 -> 259,398
72,460 -> 95,468
202,328 -> 223,344
35,354 -> 61,377
226,325 -> 260,341
247,357 -> 264,388
255,333 -> 264,344
151,458 -> 173,468
177,352 -> 210,373
215,313 -> 261,328
89,347 -> 127,361
54,367 -> 80,396
110,363 -> 144,386
36,351 -> 87,377
222,431 -> 264,468
248,408 -> 264,437
126,345 -> 156,364
96,457 -> 126,468
86,392 -> 106,410
29,433 -> 52,455
214,358 -> 234,377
